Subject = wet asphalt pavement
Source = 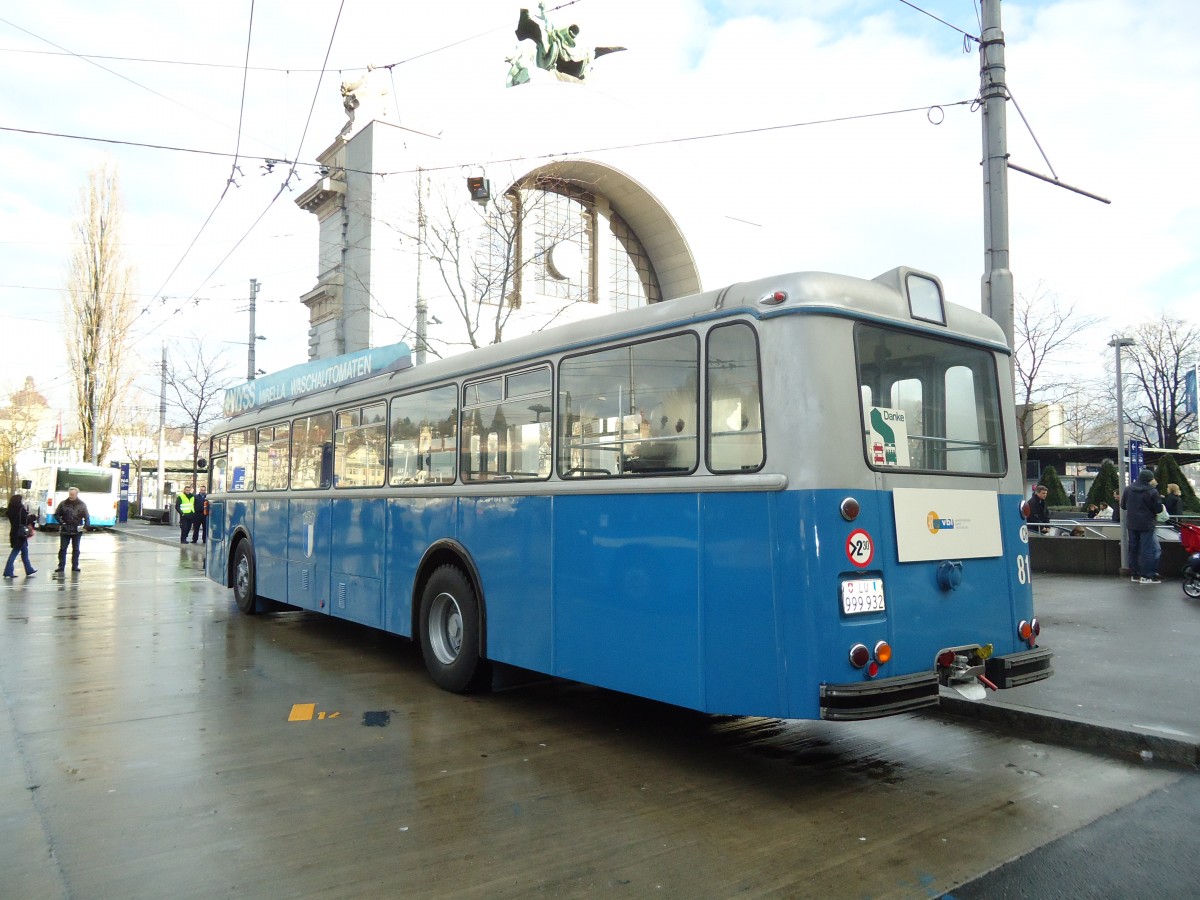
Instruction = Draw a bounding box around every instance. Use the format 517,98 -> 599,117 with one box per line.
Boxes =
1,523 -> 1197,899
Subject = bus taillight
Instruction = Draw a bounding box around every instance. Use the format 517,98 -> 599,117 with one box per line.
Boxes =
873,641 -> 891,664
840,497 -> 860,521
849,644 -> 870,668
1020,618 -> 1041,647
1019,499 -> 1031,520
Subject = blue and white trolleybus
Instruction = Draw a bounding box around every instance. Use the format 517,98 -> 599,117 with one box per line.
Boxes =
204,266 -> 1051,720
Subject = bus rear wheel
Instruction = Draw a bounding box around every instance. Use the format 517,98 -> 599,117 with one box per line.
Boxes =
232,542 -> 259,615
419,565 -> 489,693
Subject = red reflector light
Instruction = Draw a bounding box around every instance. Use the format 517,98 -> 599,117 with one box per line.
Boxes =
867,661 -> 879,678
1020,500 -> 1030,521
874,641 -> 892,664
1018,620 -> 1033,640
849,644 -> 870,668
937,650 -> 956,668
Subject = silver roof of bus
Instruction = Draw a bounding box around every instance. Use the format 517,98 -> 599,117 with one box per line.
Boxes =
225,267 -> 1007,423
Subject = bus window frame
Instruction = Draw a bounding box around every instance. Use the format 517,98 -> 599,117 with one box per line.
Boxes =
557,331 -> 701,480
333,401 -> 388,489
462,363 -> 553,483
388,383 -> 460,487
290,411 -> 335,491
255,421 -> 292,491
705,321 -> 766,475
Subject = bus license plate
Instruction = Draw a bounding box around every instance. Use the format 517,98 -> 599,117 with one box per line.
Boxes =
841,578 -> 885,615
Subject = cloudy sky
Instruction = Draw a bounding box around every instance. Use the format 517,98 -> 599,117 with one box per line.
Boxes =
0,0 -> 1195,418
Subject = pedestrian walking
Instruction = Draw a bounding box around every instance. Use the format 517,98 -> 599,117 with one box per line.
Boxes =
4,493 -> 37,579
54,487 -> 90,574
175,485 -> 196,544
1121,467 -> 1165,584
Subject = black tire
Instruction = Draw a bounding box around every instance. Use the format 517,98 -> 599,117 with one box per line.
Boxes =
418,565 -> 490,693
232,541 -> 259,615
1184,576 -> 1200,599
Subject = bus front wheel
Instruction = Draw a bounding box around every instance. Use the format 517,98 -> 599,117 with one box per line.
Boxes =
419,566 -> 489,693
232,542 -> 259,615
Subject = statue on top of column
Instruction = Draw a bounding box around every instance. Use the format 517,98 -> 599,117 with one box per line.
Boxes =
506,3 -> 625,87
340,64 -> 393,137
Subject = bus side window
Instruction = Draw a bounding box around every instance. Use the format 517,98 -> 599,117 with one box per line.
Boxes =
558,333 -> 698,478
256,423 -> 291,490
291,413 -> 334,490
228,428 -> 256,491
335,403 -> 387,488
390,386 -> 459,486
462,367 -> 551,482
707,323 -> 764,473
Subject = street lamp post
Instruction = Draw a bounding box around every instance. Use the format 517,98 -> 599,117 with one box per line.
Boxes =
1110,336 -> 1135,576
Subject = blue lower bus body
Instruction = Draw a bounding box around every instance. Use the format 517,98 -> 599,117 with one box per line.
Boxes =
207,487 -> 1045,720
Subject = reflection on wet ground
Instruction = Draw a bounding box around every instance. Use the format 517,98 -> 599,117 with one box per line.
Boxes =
0,534 -> 1180,899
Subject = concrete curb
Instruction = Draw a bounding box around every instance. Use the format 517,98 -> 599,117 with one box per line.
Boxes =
934,695 -> 1200,769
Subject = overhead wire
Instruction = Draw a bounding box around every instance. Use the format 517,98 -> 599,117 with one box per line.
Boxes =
139,0 -> 258,335
0,14 -> 284,154
892,0 -> 979,44
138,0 -> 348,343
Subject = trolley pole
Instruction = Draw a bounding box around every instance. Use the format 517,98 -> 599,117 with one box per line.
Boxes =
979,0 -> 1013,355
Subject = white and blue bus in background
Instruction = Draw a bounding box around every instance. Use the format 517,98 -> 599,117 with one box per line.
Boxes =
205,266 -> 1051,721
26,463 -> 120,529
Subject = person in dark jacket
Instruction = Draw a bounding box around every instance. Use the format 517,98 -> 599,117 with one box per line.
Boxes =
1121,467 -> 1165,584
4,493 -> 37,578
54,487 -> 90,574
190,489 -> 207,543
1028,484 -> 1051,533
1165,483 -> 1183,517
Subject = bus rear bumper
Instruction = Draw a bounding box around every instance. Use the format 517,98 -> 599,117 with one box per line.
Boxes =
819,671 -> 940,721
985,646 -> 1054,689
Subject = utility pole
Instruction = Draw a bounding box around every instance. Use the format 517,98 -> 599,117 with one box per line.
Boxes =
415,169 -> 428,365
979,0 -> 1013,354
157,343 -> 166,511
247,278 -> 260,380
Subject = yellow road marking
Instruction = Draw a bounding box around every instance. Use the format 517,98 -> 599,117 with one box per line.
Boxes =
288,703 -> 315,722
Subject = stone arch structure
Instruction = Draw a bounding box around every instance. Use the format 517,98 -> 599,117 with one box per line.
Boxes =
514,159 -> 701,304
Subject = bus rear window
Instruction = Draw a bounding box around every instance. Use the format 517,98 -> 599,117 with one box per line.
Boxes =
54,468 -> 114,494
856,324 -> 1005,475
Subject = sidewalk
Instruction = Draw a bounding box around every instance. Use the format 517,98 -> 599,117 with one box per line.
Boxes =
938,571 -> 1200,767
114,518 -> 203,548
112,523 -> 1200,767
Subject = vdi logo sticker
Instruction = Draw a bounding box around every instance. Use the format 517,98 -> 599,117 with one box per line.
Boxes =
926,511 -> 956,534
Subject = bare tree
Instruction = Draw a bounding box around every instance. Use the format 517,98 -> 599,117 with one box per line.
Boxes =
1013,285 -> 1102,475
1122,315 -> 1200,449
164,341 -> 235,481
416,174 -> 599,351
64,162 -> 136,464
1058,389 -> 1116,446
